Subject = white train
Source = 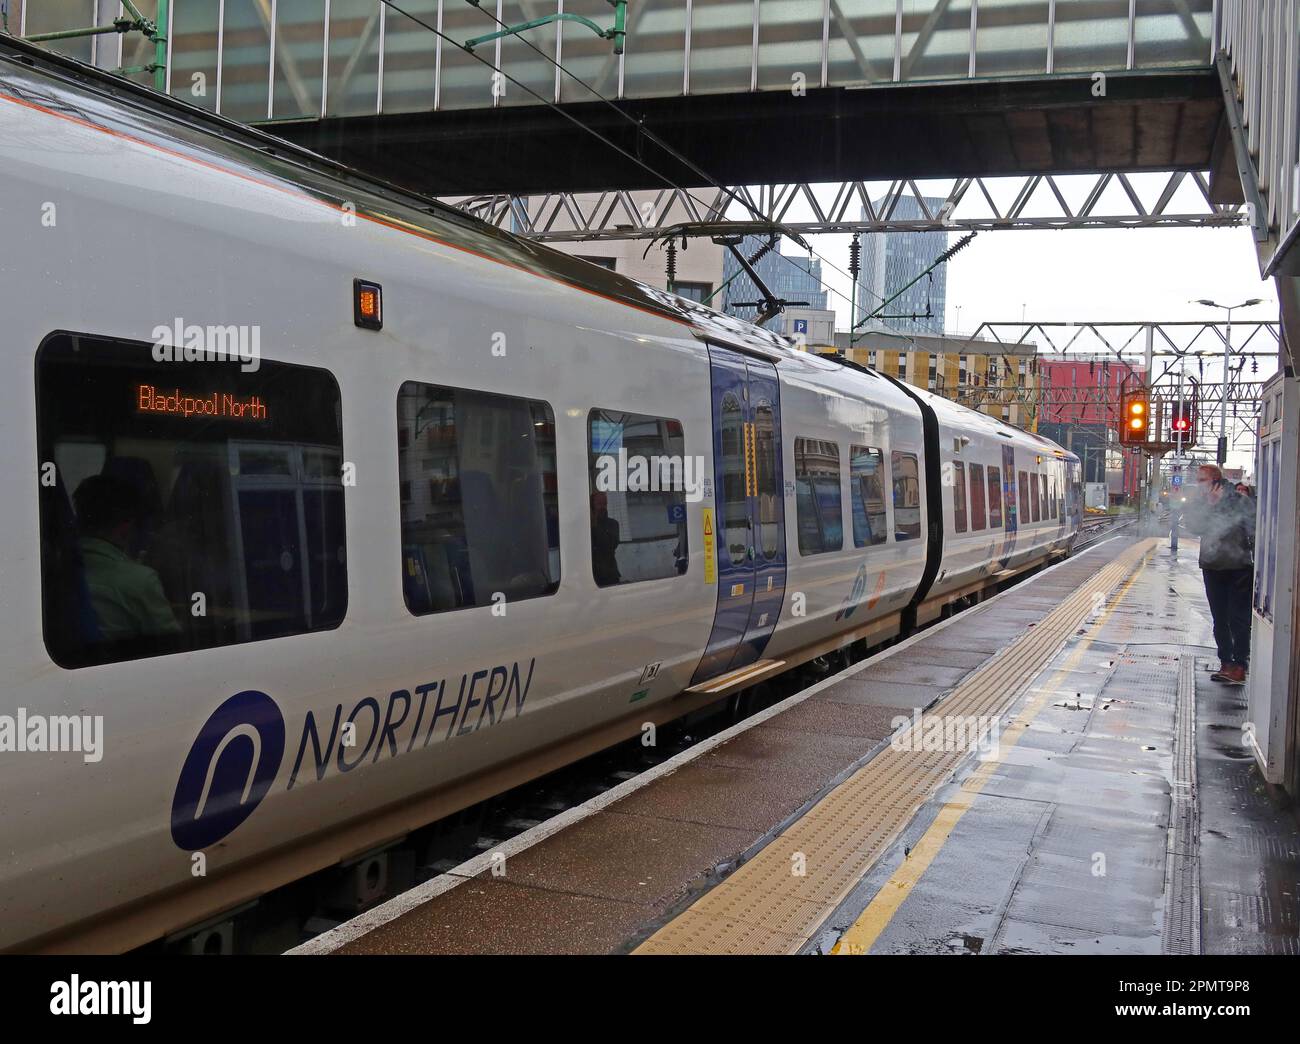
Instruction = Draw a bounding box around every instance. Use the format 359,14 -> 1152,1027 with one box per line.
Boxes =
0,36 -> 1080,952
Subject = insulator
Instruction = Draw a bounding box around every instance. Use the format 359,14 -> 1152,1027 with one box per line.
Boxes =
665,240 -> 677,286
848,234 -> 861,280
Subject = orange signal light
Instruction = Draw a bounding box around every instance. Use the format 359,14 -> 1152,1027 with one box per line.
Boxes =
353,278 -> 383,330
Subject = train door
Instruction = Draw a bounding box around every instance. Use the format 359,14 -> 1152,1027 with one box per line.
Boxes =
691,346 -> 787,684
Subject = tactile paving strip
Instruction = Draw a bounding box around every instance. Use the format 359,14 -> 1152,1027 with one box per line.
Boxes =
634,539 -> 1158,954
1161,654 -> 1202,954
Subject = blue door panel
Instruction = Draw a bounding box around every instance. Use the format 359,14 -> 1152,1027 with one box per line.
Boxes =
691,347 -> 787,686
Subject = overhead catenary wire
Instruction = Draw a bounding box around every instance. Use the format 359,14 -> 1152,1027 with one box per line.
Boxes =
385,0 -> 884,321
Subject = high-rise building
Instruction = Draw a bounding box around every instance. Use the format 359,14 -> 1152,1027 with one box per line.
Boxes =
855,197 -> 949,335
721,236 -> 828,327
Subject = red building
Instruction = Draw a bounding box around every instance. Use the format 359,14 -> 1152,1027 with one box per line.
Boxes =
1039,356 -> 1146,501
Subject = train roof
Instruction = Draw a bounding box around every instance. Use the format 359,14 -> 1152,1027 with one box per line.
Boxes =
0,33 -> 791,360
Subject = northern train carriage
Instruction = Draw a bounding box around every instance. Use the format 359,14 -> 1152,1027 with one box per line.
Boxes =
0,36 -> 1080,952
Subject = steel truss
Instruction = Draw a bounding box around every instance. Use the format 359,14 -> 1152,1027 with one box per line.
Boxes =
451,173 -> 1247,242
940,319 -> 1282,444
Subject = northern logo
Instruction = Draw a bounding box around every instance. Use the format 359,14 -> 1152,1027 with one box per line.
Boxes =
171,690 -> 285,850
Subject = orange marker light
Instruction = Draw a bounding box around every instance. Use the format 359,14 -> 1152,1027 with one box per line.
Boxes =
354,278 -> 383,330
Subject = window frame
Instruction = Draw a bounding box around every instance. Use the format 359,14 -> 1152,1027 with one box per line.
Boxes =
587,407 -> 691,588
849,444 -> 889,548
397,379 -> 561,617
987,465 -> 1003,528
794,436 -> 844,556
36,330 -> 348,670
952,460 -> 968,534
969,462 -> 986,531
891,450 -> 923,541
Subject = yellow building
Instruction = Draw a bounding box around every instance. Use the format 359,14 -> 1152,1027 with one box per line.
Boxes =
832,333 -> 1042,431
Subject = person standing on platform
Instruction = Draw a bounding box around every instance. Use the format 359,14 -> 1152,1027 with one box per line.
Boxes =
1186,464 -> 1256,684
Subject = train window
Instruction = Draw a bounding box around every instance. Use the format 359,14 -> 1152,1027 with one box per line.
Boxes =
1019,471 -> 1030,523
969,463 -> 987,531
795,438 -> 843,555
588,409 -> 689,585
1039,473 -> 1049,521
850,445 -> 888,547
398,381 -> 559,614
952,462 -> 968,533
1030,473 -> 1041,522
37,332 -> 346,669
755,404 -> 780,560
1049,477 -> 1058,518
891,451 -> 922,541
720,393 -> 749,567
987,466 -> 1003,528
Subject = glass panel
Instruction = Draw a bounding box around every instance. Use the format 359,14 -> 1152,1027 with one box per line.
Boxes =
380,0 -> 439,113
623,0 -> 687,97
970,462 -> 986,530
828,0 -> 898,86
757,0 -> 825,92
953,461 -> 967,533
272,0 -> 326,119
899,0 -> 972,82
1134,0 -> 1212,67
37,333 -> 346,669
326,0 -> 383,117
851,445 -> 888,547
496,1 -> 561,106
755,403 -> 780,559
588,409 -> 689,585
1052,0 -> 1131,75
25,0 -> 96,63
690,0 -> 754,94
1030,472 -> 1041,521
987,465 -> 1003,528
397,382 -> 559,614
973,0 -> 1048,77
558,0 -> 625,101
891,450 -> 922,540
720,393 -> 749,566
220,0 -> 274,122
1018,470 -> 1030,522
438,0 -> 498,109
795,438 -> 842,554
170,0 -> 221,113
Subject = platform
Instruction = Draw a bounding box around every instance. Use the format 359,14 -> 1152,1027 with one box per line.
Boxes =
292,535 -> 1300,956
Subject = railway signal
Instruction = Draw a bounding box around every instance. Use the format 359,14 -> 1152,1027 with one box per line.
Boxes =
1170,403 -> 1196,444
1119,390 -> 1150,445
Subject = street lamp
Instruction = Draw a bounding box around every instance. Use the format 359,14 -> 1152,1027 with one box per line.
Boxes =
1195,298 -> 1264,464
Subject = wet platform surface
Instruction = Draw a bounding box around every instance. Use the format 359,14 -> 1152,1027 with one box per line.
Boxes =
295,536 -> 1300,956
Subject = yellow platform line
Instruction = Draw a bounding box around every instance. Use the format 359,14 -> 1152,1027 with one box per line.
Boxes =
833,546 -> 1151,954
634,539 -> 1155,955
